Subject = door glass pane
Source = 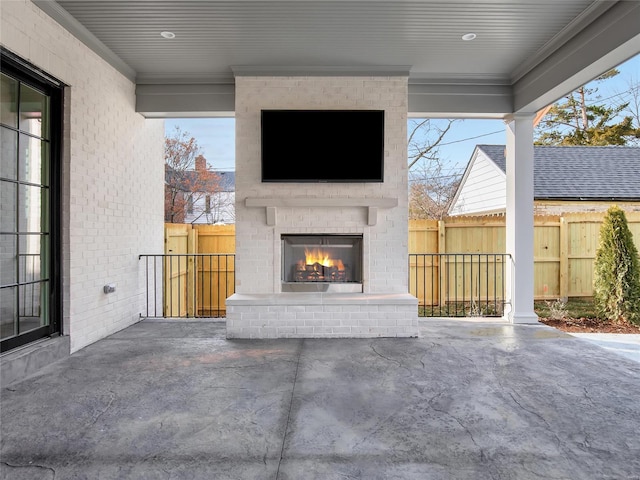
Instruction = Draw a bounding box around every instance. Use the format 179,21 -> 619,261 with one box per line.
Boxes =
1,128 -> 17,180
19,133 -> 48,186
0,73 -> 18,128
0,180 -> 17,232
18,185 -> 49,233
0,287 -> 17,340
19,84 -> 49,139
0,234 -> 17,286
19,236 -> 42,284
1,54 -> 59,351
19,282 -> 44,326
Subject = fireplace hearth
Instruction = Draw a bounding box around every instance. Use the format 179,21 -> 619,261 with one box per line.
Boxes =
281,234 -> 363,292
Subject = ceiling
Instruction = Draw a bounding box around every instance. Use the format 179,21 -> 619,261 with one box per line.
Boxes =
33,0 -> 640,117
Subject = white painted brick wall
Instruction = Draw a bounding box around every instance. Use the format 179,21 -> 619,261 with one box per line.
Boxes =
230,75 -> 417,338
235,76 -> 409,294
226,294 -> 418,338
2,1 -> 165,353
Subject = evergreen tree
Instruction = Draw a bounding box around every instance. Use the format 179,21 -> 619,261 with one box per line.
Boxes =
535,69 -> 640,146
593,205 -> 640,324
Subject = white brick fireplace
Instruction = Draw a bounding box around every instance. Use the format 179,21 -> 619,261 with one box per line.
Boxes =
226,75 -> 418,338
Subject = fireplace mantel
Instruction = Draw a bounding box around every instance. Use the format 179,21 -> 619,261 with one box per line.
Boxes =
245,196 -> 398,226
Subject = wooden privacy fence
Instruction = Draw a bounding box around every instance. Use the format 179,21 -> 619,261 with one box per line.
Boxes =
160,212 -> 640,316
409,212 -> 640,301
162,224 -> 235,317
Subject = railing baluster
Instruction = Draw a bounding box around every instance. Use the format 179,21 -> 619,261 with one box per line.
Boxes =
430,254 -> 434,317
142,252 -> 508,320
409,253 -> 509,319
144,255 -> 149,317
139,254 -> 235,319
224,255 -> 228,317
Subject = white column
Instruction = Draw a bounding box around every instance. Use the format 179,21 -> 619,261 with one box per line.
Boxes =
504,114 -> 539,324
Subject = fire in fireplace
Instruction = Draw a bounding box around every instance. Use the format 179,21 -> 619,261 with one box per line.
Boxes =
282,234 -> 363,292
294,247 -> 347,282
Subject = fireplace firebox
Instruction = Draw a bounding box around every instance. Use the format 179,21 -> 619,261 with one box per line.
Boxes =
281,234 -> 363,292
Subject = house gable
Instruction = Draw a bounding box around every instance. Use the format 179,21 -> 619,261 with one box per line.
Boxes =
449,145 -> 507,216
449,145 -> 640,216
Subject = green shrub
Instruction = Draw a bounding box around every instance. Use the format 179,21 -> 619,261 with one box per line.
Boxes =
593,205 -> 640,324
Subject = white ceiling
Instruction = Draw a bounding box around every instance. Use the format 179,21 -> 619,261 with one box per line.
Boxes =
34,0 -> 640,117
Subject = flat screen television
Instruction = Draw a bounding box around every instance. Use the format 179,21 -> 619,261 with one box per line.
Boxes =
261,109 -> 384,182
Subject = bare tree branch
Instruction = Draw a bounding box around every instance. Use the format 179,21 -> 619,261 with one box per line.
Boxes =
408,119 -> 456,170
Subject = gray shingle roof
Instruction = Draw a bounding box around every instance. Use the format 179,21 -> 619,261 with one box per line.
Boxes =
165,168 -> 235,192
477,145 -> 640,200
217,171 -> 235,192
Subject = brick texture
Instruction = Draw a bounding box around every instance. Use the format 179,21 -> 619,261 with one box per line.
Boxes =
235,76 -> 409,294
230,76 -> 418,338
1,1 -> 165,353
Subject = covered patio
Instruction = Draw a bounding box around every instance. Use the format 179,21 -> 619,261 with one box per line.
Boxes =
3,318 -> 640,479
1,0 -> 640,417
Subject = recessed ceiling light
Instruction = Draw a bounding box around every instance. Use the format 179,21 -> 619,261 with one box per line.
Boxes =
462,33 -> 477,41
160,31 -> 176,39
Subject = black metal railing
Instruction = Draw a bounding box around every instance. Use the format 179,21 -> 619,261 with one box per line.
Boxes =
409,253 -> 510,317
139,254 -> 235,318
140,252 -> 508,319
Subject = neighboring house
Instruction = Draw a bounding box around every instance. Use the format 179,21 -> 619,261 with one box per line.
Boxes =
449,145 -> 640,216
184,171 -> 235,225
165,155 -> 235,224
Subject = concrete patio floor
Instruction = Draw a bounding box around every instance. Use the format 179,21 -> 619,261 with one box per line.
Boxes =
2,319 -> 640,480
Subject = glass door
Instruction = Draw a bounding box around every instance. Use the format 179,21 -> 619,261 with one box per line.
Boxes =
1,51 -> 62,352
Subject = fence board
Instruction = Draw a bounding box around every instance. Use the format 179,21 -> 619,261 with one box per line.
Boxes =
195,224 -> 236,254
195,254 -> 235,316
163,224 -> 236,316
408,219 -> 438,253
194,225 -> 235,314
566,219 -> 600,297
164,255 -> 188,317
164,225 -> 191,316
533,222 -> 561,298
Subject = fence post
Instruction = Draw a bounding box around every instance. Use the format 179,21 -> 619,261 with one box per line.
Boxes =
559,216 -> 569,300
187,227 -> 197,317
438,220 -> 446,307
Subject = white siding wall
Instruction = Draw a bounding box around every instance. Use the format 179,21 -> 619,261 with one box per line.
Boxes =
184,191 -> 236,224
449,150 -> 506,216
1,1 -> 165,352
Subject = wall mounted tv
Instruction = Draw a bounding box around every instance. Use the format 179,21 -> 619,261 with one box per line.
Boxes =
261,109 -> 384,182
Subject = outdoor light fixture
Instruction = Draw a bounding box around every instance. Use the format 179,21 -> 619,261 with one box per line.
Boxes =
462,33 -> 477,41
160,31 -> 176,39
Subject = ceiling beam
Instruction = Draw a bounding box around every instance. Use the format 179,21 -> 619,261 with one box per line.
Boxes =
136,84 -> 235,118
408,83 -> 512,117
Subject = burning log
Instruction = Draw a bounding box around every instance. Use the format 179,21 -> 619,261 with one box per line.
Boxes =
292,247 -> 349,282
294,262 -> 348,282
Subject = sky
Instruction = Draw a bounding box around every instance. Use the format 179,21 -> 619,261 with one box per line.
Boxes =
165,53 -> 639,175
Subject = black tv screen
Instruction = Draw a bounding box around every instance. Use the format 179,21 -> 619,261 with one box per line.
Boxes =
261,110 -> 384,182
